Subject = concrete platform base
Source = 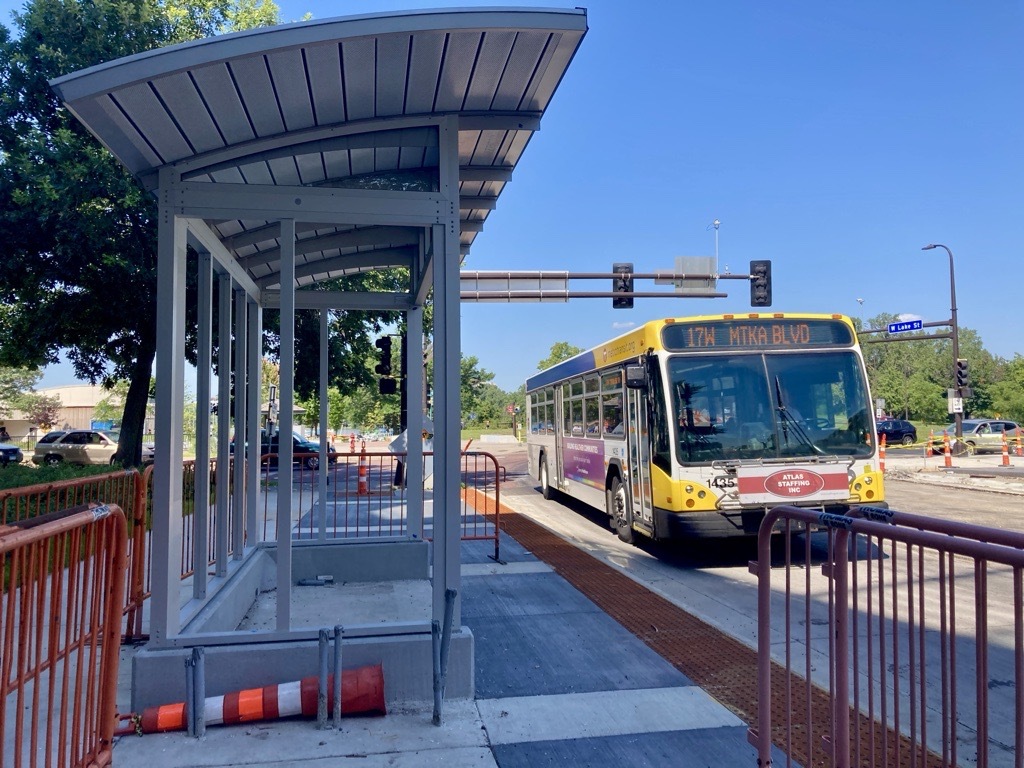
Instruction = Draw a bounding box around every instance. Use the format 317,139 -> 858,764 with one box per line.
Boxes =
132,539 -> 471,712
131,629 -> 474,712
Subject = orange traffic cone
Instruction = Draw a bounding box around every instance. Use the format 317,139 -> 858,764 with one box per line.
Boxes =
879,433 -> 886,473
943,433 -> 952,468
357,448 -> 369,495
1002,429 -> 1011,467
1017,428 -> 1024,457
926,430 -> 934,457
349,432 -> 356,453
137,664 -> 385,734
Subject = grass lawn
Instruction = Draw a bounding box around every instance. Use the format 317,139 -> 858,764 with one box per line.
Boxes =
0,462 -> 136,492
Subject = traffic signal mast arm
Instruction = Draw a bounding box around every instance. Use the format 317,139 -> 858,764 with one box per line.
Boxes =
458,269 -> 755,301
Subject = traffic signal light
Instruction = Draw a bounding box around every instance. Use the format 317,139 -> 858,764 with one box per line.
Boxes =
956,358 -> 969,389
750,260 -> 772,307
374,336 -> 392,376
612,262 -> 634,309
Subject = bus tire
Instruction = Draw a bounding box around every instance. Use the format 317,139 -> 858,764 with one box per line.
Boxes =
609,476 -> 635,545
539,456 -> 555,500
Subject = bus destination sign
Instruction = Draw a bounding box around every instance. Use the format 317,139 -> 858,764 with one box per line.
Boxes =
662,319 -> 854,351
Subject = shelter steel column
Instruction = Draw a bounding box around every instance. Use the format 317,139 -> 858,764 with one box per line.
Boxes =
276,218 -> 296,631
151,168 -> 187,642
216,274 -> 232,577
405,305 -> 424,537
193,250 -> 213,600
318,310 -> 329,540
232,287 -> 248,558
432,115 -> 462,626
246,299 -> 262,542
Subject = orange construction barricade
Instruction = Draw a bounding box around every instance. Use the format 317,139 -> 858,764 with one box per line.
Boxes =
357,447 -> 369,495
137,665 -> 386,733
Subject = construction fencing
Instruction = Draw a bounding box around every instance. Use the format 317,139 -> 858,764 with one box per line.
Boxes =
1,503 -> 128,768
753,505 -> 1024,768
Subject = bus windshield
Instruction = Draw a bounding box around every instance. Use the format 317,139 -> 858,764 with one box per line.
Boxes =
667,351 -> 873,463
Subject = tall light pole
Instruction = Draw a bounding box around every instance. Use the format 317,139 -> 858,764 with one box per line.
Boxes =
922,243 -> 961,439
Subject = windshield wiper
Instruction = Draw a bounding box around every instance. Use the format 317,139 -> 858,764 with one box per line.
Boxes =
774,376 -> 825,455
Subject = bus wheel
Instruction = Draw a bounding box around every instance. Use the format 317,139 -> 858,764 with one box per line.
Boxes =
609,476 -> 635,545
539,457 -> 555,500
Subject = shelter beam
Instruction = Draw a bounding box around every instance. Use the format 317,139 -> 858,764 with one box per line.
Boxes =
174,182 -> 449,226
261,290 -> 414,311
186,219 -> 260,298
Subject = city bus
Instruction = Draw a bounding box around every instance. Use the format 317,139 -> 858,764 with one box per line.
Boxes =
525,313 -> 884,541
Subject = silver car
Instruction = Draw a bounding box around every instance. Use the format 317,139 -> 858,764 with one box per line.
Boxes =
930,419 -> 1022,455
32,429 -> 119,466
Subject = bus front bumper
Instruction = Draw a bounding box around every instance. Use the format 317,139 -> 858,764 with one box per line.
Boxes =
654,501 -> 889,539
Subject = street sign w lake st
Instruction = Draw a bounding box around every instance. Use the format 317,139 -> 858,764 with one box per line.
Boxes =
888,319 -> 923,334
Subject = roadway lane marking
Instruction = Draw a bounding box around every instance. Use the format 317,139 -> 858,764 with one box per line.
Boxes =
462,561 -> 552,577
477,686 -> 742,745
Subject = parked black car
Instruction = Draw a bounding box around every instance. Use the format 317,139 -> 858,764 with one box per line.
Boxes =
231,431 -> 335,469
0,440 -> 23,467
876,419 -> 917,446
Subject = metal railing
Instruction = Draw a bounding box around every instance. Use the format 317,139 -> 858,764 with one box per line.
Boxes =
3,450 -> 503,646
752,505 -> 1024,768
1,503 -> 128,768
259,450 -> 503,560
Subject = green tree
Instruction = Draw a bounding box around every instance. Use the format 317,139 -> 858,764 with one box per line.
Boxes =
93,379 -> 130,424
19,393 -> 63,430
460,355 -> 495,417
861,312 -> 1001,423
0,366 -> 41,417
990,355 -> 1024,422
537,341 -> 583,371
0,0 -> 278,467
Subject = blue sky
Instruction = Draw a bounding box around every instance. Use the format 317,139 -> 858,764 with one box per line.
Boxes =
6,0 -> 1022,393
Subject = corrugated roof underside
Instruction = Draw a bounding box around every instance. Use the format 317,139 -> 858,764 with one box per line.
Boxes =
89,29 -> 566,174
54,10 -> 586,286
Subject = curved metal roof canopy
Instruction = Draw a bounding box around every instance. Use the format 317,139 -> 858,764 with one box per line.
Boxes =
50,7 -> 587,289
48,9 -> 587,662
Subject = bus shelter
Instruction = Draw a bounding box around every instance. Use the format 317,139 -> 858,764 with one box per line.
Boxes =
50,7 -> 586,709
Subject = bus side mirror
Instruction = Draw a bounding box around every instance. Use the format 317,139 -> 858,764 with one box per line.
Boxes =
625,365 -> 647,389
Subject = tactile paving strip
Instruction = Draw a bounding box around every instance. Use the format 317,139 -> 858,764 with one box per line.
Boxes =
500,512 -> 944,768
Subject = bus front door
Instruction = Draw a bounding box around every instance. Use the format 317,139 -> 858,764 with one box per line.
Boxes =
626,389 -> 653,528
553,389 -> 565,491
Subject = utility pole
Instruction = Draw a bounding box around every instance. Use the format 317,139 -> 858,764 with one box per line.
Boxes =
922,244 -> 961,440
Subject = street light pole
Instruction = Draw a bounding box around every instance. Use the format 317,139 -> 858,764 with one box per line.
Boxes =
922,243 -> 961,439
